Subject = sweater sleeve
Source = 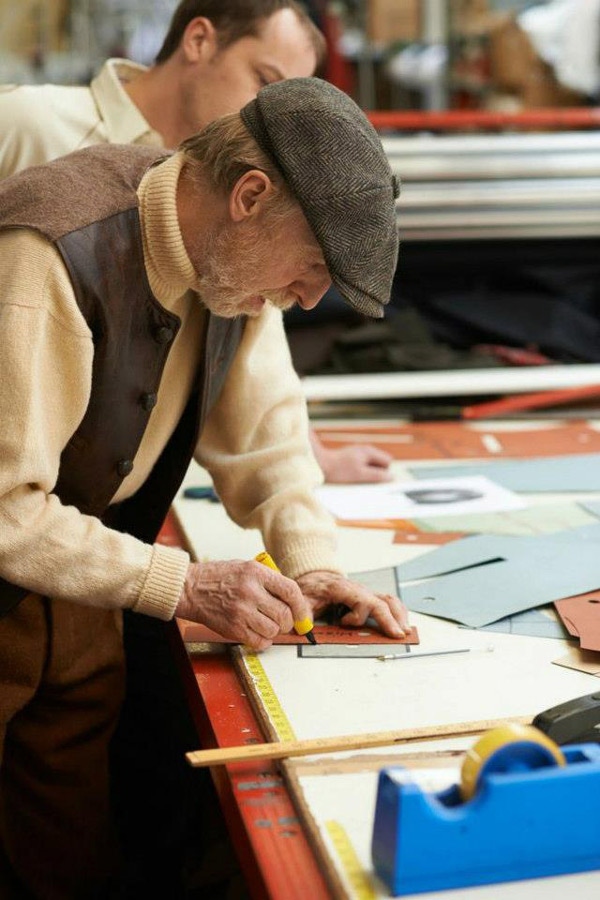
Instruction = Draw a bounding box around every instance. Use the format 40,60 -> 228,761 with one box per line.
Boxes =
0,230 -> 189,619
195,305 -> 342,579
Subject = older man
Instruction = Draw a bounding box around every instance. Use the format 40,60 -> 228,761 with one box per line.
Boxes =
0,0 -> 393,484
0,78 -> 403,898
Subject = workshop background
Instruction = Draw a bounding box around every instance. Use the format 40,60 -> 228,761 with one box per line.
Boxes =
1,0 -> 600,377
0,1 -> 597,109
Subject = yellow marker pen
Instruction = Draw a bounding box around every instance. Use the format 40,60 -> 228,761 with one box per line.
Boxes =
254,551 -> 318,645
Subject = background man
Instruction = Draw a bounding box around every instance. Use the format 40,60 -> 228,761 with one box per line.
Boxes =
0,0 -> 394,484
0,78 -> 403,898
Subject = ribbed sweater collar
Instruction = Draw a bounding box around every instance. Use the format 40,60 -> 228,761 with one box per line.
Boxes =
137,152 -> 202,307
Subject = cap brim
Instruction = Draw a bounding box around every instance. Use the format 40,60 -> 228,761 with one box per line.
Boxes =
331,273 -> 387,319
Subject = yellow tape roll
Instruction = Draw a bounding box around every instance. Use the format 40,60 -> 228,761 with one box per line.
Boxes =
460,723 -> 566,801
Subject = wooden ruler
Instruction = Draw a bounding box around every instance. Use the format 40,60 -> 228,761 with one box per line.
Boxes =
186,714 -> 532,767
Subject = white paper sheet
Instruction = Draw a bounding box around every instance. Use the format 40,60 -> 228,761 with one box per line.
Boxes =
315,475 -> 524,521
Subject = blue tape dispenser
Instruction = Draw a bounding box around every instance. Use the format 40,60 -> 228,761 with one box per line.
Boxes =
372,723 -> 600,896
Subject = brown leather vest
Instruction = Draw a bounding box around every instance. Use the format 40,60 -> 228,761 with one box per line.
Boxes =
0,145 -> 245,616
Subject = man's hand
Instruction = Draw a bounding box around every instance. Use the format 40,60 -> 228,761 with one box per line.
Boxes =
310,431 -> 393,484
176,560 -> 312,651
296,571 -> 409,638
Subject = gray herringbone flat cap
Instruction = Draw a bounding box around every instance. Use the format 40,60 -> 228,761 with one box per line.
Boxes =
240,77 -> 399,318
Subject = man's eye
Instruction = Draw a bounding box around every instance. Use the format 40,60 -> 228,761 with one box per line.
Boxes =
256,73 -> 270,88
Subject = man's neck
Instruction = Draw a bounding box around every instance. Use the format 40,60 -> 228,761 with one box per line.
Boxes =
123,62 -> 186,150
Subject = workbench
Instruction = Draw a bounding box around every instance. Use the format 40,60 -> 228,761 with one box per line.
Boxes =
164,417 -> 600,899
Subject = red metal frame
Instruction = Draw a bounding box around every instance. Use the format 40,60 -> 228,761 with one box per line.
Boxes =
367,106 -> 600,132
158,513 -> 332,900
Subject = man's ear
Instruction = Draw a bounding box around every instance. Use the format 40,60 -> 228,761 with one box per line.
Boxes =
180,17 -> 219,64
229,171 -> 274,222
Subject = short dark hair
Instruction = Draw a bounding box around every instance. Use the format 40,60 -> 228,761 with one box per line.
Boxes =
155,0 -> 326,68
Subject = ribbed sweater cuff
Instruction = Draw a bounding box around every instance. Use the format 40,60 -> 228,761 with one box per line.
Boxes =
276,538 -> 343,580
133,543 -> 190,620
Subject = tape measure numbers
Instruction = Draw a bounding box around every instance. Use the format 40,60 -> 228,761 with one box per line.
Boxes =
325,820 -> 377,900
243,652 -> 297,742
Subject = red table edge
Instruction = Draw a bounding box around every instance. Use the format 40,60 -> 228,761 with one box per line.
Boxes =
367,106 -> 600,132
159,511 -> 333,900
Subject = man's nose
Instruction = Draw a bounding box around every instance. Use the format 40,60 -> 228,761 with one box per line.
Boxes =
295,273 -> 332,311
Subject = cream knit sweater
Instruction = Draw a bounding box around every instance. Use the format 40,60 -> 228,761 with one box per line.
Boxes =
0,153 -> 339,621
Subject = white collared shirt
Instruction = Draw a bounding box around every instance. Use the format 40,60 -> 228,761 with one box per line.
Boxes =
0,58 -> 162,179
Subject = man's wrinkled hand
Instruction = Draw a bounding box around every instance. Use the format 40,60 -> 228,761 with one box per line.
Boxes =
176,560 -> 312,651
296,571 -> 409,638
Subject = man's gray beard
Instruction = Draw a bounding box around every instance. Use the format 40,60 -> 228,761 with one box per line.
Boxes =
197,284 -> 295,319
192,223 -> 295,318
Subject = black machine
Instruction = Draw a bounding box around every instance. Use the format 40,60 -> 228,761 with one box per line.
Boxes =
534,692 -> 600,745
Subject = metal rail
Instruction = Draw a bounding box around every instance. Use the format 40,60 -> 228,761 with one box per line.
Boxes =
374,124 -> 600,239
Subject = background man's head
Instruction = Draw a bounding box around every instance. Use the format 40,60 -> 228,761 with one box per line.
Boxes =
153,1 -> 326,137
156,1 -> 325,68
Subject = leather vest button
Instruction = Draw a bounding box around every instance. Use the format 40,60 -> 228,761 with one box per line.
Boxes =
154,326 -> 174,344
117,459 -> 134,477
140,391 -> 157,411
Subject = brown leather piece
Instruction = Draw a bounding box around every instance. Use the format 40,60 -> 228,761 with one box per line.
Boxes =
555,593 -> 600,653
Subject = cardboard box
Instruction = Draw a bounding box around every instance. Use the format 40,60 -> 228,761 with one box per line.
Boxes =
367,0 -> 421,45
489,15 -> 584,108
451,0 -> 494,36
0,0 -> 69,55
488,16 -> 537,92
521,62 -> 584,109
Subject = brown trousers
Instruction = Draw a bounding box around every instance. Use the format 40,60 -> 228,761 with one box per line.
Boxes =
0,595 -> 125,899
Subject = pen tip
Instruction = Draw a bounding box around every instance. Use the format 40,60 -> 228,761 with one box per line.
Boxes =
306,631 -> 318,645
